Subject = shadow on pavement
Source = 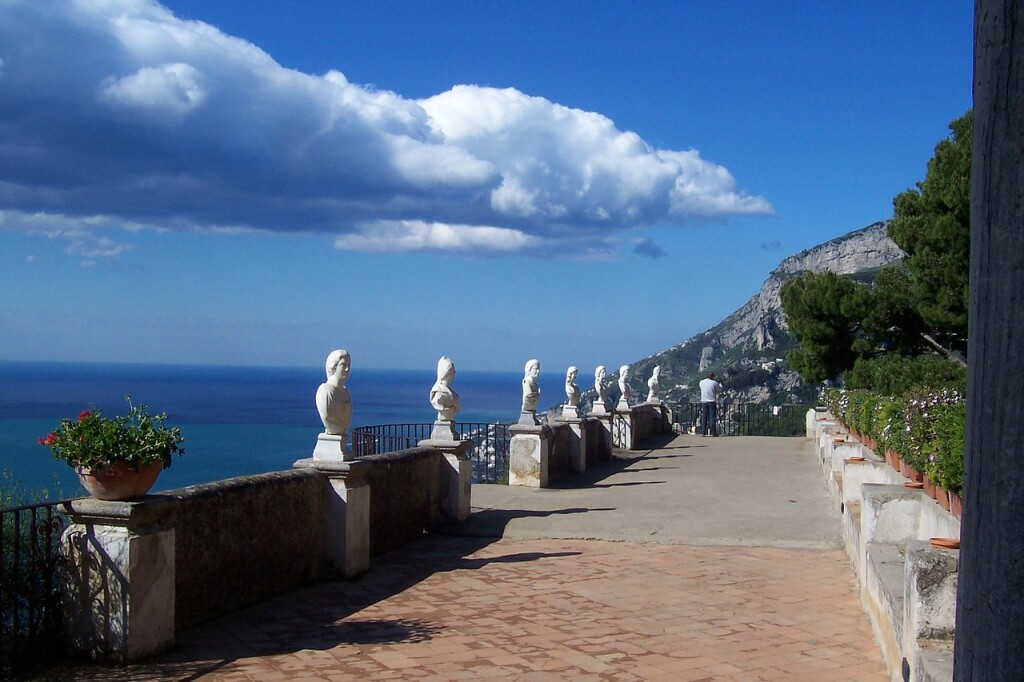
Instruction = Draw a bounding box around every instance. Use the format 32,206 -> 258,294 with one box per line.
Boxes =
42,509 -> 591,681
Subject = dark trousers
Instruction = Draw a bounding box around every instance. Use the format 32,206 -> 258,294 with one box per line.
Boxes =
700,401 -> 718,436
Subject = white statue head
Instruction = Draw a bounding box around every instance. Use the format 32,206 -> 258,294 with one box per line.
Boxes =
436,355 -> 455,382
525,358 -> 540,378
619,364 -> 630,380
566,366 -> 578,382
325,349 -> 351,384
596,365 -> 606,380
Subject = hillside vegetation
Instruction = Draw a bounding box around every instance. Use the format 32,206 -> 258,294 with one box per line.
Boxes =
590,221 -> 904,407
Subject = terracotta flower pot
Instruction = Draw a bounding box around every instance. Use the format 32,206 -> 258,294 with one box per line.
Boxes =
950,492 -> 963,519
936,486 -> 952,512
930,537 -> 960,550
923,475 -> 938,501
76,460 -> 163,501
908,467 -> 924,483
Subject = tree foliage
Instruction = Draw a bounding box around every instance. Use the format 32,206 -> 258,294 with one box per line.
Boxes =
781,111 -> 971,390
888,110 -> 971,354
780,271 -> 868,384
781,266 -> 930,384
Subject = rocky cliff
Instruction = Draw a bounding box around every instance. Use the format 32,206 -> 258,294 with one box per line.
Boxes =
610,221 -> 904,405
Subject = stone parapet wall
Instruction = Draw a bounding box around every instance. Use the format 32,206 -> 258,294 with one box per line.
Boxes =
630,404 -> 670,444
361,447 -> 442,556
166,469 -> 325,631
60,443 -> 471,663
808,409 -> 958,682
510,408 -> 668,487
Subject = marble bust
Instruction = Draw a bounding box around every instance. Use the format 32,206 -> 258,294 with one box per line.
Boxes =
430,356 -> 461,422
565,366 -> 580,407
315,349 -> 352,436
520,358 -> 541,422
592,365 -> 608,414
646,366 -> 661,402
617,364 -> 631,408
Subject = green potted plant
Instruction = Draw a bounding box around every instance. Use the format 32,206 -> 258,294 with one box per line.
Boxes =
38,397 -> 184,501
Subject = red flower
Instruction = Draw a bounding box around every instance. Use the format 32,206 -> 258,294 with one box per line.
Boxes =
38,432 -> 57,446
78,410 -> 92,422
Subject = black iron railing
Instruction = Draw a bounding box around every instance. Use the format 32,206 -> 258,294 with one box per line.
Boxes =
351,422 -> 512,483
1,498 -> 70,676
668,402 -> 810,437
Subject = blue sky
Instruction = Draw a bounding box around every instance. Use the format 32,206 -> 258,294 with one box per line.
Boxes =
0,1 -> 972,374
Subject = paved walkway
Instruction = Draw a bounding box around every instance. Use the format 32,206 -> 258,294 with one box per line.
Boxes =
50,436 -> 887,681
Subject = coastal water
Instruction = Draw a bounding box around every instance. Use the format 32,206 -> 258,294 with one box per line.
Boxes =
0,361 -> 564,501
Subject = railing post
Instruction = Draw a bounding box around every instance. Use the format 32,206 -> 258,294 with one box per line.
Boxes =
59,496 -> 177,664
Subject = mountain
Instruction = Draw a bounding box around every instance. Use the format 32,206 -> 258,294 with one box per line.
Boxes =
606,221 -> 905,406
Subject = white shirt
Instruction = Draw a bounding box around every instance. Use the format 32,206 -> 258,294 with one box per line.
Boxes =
699,377 -> 722,403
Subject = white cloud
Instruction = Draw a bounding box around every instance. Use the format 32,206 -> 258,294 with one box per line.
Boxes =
0,210 -> 135,263
334,221 -> 542,253
0,0 -> 772,257
100,63 -> 206,121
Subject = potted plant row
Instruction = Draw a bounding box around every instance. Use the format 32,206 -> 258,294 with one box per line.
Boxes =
822,387 -> 964,519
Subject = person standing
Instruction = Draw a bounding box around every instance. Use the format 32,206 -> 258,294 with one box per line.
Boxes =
698,372 -> 723,436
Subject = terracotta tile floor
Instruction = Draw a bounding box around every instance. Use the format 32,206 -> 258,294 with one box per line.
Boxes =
55,533 -> 887,681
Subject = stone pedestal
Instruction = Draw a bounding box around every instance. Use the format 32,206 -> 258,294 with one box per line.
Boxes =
518,409 -> 539,426
430,419 -> 458,441
509,423 -> 552,487
312,432 -> 353,461
60,496 -> 177,664
612,407 -> 634,449
294,458 -> 370,578
591,414 -> 613,460
561,403 -> 579,419
590,400 -> 608,415
419,438 -> 472,521
556,416 -> 587,473
655,402 -> 671,431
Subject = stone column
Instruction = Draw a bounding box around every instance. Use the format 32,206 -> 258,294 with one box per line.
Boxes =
293,458 -> 370,578
509,423 -> 552,487
588,414 -> 613,461
60,496 -> 177,664
556,414 -> 587,474
419,437 -> 473,522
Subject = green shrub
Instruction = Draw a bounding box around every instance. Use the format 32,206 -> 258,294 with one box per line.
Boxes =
904,387 -> 964,480
822,386 -> 965,495
845,354 -> 966,394
922,400 -> 966,493
876,396 -> 906,455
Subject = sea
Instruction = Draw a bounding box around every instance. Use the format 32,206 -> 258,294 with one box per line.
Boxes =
0,361 -> 564,502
